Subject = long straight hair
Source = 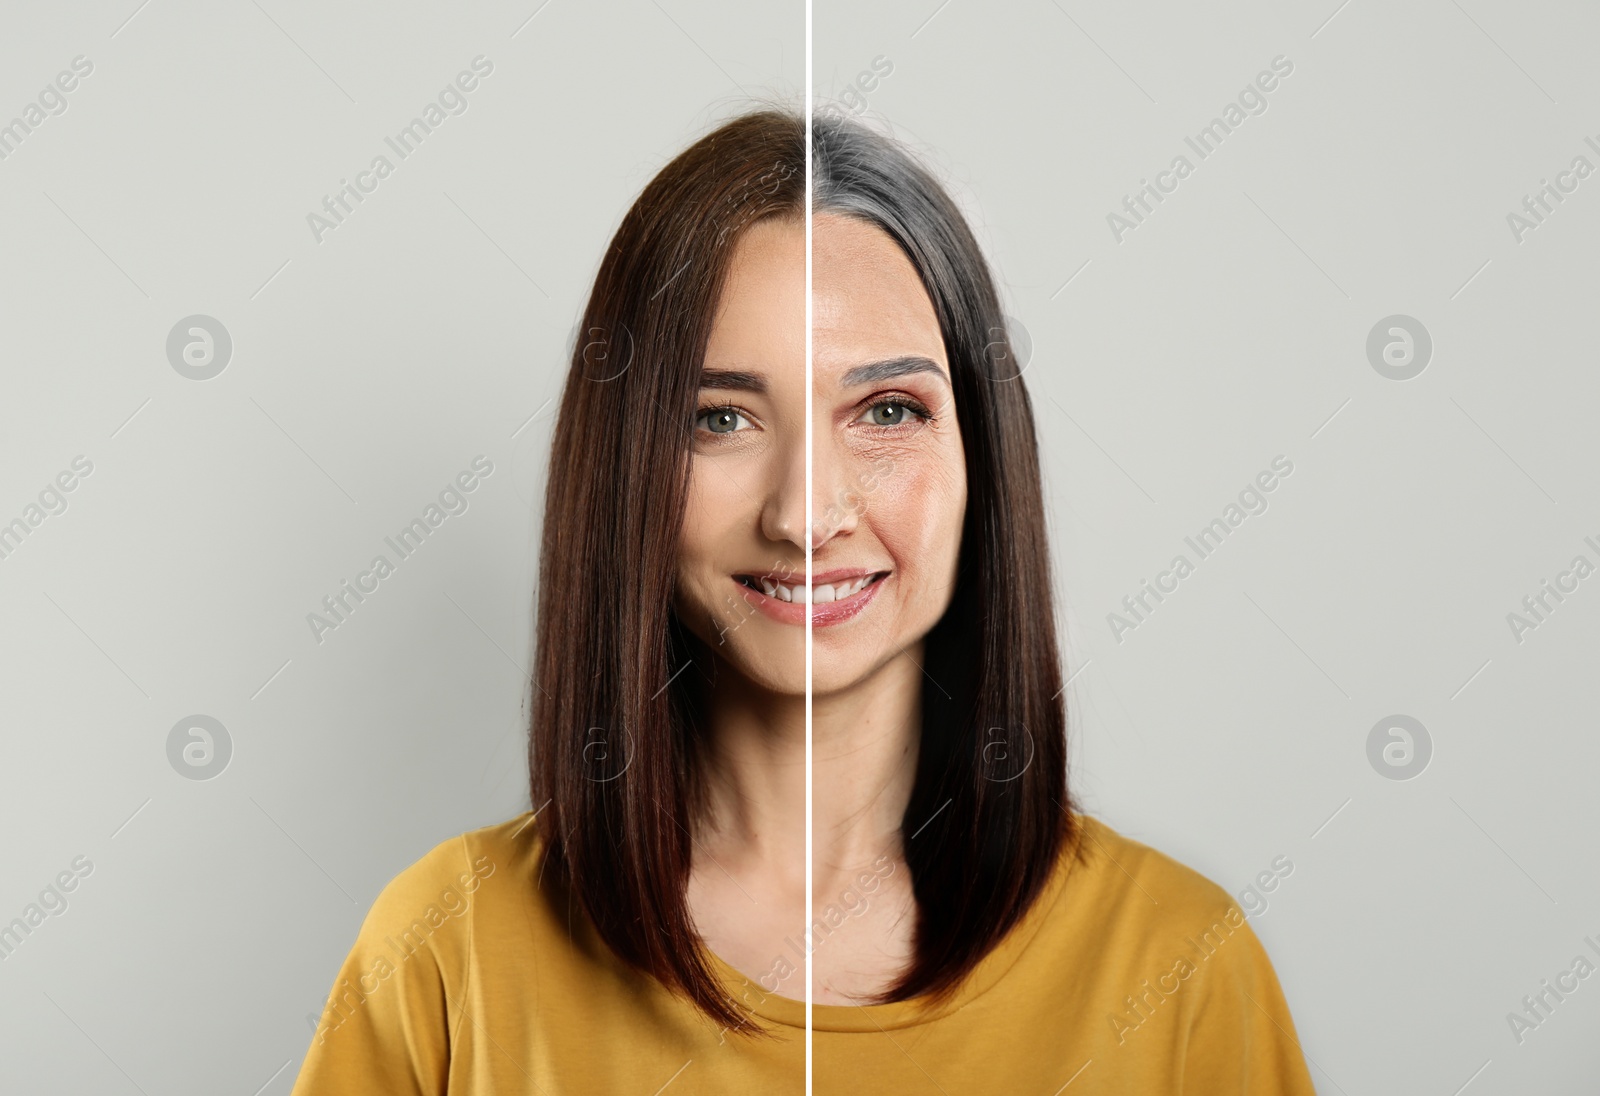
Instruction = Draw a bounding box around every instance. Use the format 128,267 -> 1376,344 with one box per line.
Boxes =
528,107 -> 1075,1031
530,109 -> 805,1034
812,114 -> 1079,1006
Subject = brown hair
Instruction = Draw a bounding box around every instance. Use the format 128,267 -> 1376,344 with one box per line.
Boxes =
528,106 -> 1077,1032
529,109 -> 804,1033
812,112 -> 1079,1007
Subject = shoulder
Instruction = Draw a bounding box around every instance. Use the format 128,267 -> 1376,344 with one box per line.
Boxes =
1056,812 -> 1292,998
307,813 -> 546,1040
295,812 -> 549,1085
1067,813 -> 1241,920
378,809 -> 545,911
1056,815 -> 1316,1089
348,811 -> 546,961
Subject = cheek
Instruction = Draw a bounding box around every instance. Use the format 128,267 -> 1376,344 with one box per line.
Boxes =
677,469 -> 724,588
867,450 -> 965,578
676,458 -> 757,599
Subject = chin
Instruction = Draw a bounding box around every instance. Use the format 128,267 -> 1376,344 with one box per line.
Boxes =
811,602 -> 950,699
683,613 -> 806,696
807,661 -> 859,699
733,637 -> 806,696
809,637 -> 904,698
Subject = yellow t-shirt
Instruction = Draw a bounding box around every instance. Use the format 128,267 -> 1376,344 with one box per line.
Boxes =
290,810 -> 1317,1094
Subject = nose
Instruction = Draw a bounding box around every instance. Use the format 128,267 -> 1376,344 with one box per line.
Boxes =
759,429 -> 808,551
810,432 -> 859,551
758,426 -> 863,553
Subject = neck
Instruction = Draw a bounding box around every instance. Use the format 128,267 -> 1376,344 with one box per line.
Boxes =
692,644 -> 922,898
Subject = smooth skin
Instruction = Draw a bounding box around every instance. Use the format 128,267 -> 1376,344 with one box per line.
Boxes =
674,211 -> 966,1006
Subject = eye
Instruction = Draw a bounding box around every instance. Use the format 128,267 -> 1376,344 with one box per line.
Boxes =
696,406 -> 752,434
856,399 -> 929,428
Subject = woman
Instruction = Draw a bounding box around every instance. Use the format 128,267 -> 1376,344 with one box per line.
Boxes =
291,108 -> 1317,1094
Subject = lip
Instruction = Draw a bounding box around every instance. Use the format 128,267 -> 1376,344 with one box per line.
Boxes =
728,570 -> 889,628
809,568 -> 875,584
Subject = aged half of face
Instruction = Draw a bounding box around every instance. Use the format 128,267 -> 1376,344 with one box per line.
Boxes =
809,211 -> 966,696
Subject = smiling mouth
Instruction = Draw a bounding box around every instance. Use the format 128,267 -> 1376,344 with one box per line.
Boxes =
734,572 -> 888,605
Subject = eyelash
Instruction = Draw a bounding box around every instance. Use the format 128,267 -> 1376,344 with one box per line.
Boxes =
694,405 -> 755,437
856,394 -> 934,429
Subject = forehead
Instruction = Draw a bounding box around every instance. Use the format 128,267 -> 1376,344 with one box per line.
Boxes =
813,212 -> 946,380
705,216 -> 805,364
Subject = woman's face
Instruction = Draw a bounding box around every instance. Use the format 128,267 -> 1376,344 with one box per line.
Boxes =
672,212 -> 966,698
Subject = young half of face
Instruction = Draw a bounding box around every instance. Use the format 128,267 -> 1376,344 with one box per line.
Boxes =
672,210 -> 967,698
672,214 -> 807,694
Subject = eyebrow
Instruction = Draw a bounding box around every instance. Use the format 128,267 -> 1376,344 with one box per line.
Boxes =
840,356 -> 950,389
698,368 -> 767,393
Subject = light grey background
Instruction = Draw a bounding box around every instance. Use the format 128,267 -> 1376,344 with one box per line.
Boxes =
5,0 -> 1596,1092
818,1 -> 1600,1092
0,1 -> 799,1092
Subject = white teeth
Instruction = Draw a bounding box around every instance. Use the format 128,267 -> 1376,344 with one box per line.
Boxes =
750,574 -> 877,604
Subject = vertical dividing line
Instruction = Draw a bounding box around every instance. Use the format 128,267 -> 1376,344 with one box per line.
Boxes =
803,0 -> 815,1087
